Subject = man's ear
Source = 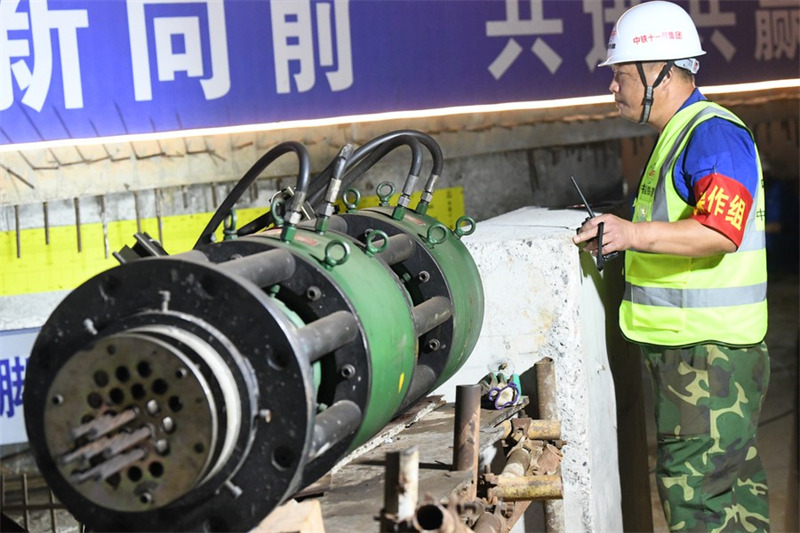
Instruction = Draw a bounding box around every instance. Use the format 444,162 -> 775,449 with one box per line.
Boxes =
657,62 -> 675,88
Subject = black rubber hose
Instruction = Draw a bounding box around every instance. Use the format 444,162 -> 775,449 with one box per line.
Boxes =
307,135 -> 424,209
235,209 -> 274,237
309,130 -> 444,209
193,141 -> 310,248
306,130 -> 443,209
352,129 -> 443,177
343,136 -> 423,188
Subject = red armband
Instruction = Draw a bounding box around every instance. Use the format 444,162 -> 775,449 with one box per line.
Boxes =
691,173 -> 752,248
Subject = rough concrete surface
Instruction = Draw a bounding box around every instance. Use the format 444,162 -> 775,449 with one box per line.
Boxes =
435,206 -> 623,532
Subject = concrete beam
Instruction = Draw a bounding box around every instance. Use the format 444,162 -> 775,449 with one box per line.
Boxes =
2,88 -> 795,207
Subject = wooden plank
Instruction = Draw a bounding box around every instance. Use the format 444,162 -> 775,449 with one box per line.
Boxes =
330,396 -> 446,475
254,499 -> 325,533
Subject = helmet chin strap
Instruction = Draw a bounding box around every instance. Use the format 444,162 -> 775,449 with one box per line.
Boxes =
635,61 -> 674,124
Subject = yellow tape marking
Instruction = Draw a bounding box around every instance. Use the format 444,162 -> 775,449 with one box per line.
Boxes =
1,187 -> 464,297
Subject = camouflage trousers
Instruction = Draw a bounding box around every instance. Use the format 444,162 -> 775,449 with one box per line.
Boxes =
643,342 -> 770,532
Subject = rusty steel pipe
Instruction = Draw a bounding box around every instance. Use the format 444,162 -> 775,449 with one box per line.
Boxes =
471,512 -> 506,533
498,447 -> 530,480
383,446 -> 420,525
534,358 -> 564,533
487,474 -> 563,502
494,418 -> 562,442
528,420 -> 561,440
412,502 -> 471,533
452,385 -> 481,472
535,359 -> 557,420
527,419 -> 562,441
453,383 -> 481,502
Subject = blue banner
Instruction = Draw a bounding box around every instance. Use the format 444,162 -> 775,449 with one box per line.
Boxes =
0,327 -> 37,445
1,0 -> 797,146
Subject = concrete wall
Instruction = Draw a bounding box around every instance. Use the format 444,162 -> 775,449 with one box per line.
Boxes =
435,207 -> 623,532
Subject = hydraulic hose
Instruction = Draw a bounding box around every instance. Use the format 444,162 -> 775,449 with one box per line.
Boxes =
306,135 -> 423,210
307,130 -> 443,211
193,141 -> 310,248
340,136 -> 423,196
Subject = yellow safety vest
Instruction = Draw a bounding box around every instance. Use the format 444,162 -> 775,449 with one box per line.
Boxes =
620,101 -> 767,347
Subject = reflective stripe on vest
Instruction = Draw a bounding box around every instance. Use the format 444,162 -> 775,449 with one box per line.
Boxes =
624,281 -> 767,308
620,101 -> 767,347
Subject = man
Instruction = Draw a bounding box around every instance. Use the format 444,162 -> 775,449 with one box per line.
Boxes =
573,1 -> 770,531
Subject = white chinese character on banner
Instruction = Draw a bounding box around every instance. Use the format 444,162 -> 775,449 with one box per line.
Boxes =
271,0 -> 353,94
127,0 -> 230,101
0,0 -> 89,111
486,0 -> 564,79
755,0 -> 799,61
686,0 -> 737,61
583,0 -> 639,72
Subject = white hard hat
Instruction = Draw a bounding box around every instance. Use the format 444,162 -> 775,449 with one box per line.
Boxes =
599,1 -> 706,73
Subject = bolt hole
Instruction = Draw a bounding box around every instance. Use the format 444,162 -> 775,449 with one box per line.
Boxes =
87,392 -> 103,409
175,368 -> 187,379
131,383 -> 146,400
273,446 -> 294,471
168,396 -> 183,413
268,351 -> 291,370
200,275 -> 217,297
418,271 -> 431,283
137,361 -> 152,378
149,462 -> 164,478
93,370 -> 109,387
115,366 -> 130,383
193,442 -> 205,454
306,286 -> 322,301
127,466 -> 142,482
340,364 -> 356,379
109,388 -> 125,405
106,345 -> 117,356
152,379 -> 168,395
51,395 -> 64,406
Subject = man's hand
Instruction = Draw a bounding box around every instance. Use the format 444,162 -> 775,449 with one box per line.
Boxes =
572,214 -> 634,256
572,215 -> 737,257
